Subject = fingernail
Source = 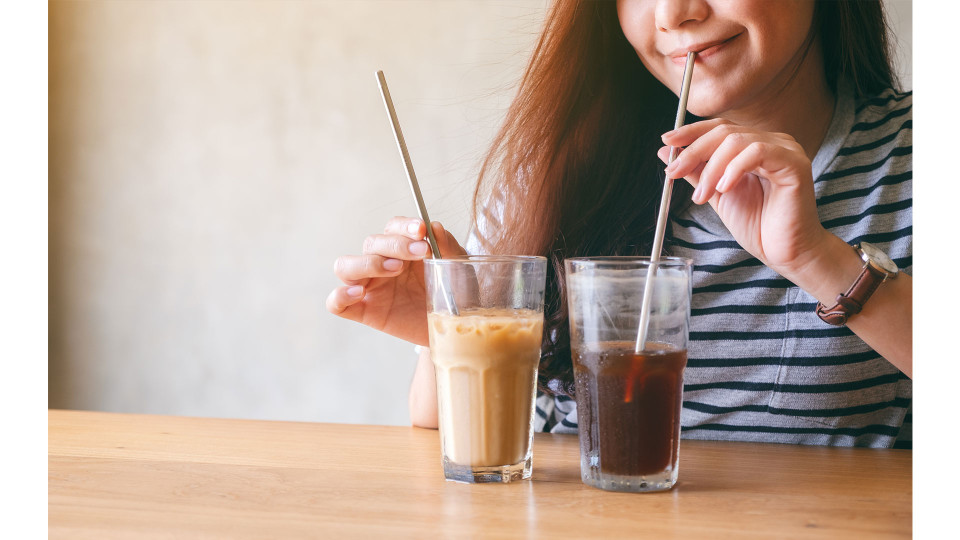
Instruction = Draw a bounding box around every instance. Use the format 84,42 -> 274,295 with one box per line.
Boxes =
717,172 -> 730,192
409,241 -> 429,256
383,259 -> 403,271
664,165 -> 678,179
665,158 -> 679,172
347,286 -> 363,297
692,184 -> 703,203
663,129 -> 677,138
407,222 -> 420,235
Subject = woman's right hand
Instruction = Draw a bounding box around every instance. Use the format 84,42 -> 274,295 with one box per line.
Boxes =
326,216 -> 466,347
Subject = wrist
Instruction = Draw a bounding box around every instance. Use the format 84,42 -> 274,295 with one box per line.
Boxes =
775,233 -> 864,305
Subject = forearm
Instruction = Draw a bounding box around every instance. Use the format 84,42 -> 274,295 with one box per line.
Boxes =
779,233 -> 913,377
408,347 -> 439,428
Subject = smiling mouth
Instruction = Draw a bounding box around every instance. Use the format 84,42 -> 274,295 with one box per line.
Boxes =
669,34 -> 741,61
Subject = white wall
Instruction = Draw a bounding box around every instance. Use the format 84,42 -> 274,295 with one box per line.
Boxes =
885,0 -> 912,89
49,0 -> 911,426
50,0 -> 546,424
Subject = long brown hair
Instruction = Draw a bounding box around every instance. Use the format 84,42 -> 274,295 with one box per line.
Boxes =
473,0 -> 899,397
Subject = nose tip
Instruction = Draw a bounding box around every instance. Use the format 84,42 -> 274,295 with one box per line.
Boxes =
655,0 -> 709,32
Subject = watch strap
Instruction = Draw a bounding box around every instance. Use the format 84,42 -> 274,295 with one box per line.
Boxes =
815,263 -> 886,326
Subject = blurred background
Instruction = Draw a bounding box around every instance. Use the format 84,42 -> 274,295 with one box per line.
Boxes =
49,0 -> 912,426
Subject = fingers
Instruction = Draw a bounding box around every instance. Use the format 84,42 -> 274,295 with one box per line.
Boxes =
325,284 -> 365,319
691,131 -> 763,204
332,217 -> 468,287
663,119 -> 794,149
661,118 -> 728,146
659,145 -> 705,197
719,142 -> 798,192
664,122 -> 743,183
383,217 -> 466,258
335,232 -> 425,285
657,145 -> 686,166
330,216 -> 425,286
430,221 -> 467,258
362,233 -> 430,259
333,254 -> 406,285
384,216 -> 426,238
660,120 -> 806,205
391,219 -> 467,259
657,145 -> 670,164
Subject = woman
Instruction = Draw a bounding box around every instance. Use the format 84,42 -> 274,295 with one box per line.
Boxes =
328,0 -> 912,448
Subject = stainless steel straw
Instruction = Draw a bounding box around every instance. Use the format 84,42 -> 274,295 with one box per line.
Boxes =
375,70 -> 459,315
635,52 -> 696,353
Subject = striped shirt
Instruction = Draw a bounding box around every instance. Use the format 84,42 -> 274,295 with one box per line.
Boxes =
473,84 -> 912,449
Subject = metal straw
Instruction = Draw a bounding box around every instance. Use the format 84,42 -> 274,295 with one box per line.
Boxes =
635,52 -> 696,353
375,70 -> 459,315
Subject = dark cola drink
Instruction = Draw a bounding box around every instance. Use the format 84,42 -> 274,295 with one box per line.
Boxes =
573,340 -> 687,491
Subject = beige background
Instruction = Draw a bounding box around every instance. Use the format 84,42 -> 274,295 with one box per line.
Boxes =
49,0 -> 912,426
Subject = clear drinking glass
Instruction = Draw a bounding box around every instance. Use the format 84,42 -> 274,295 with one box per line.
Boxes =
424,255 -> 547,483
565,257 -> 692,492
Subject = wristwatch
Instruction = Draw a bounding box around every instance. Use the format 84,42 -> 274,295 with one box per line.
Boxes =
816,242 -> 899,326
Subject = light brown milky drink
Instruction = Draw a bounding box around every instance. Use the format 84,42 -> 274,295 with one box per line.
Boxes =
429,308 -> 543,468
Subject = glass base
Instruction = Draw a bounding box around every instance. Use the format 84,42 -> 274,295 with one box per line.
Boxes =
442,455 -> 532,484
581,459 -> 678,492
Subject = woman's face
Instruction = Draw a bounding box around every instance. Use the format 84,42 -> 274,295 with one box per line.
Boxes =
617,0 -> 818,118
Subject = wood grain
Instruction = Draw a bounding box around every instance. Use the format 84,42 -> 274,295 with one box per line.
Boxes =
49,410 -> 911,539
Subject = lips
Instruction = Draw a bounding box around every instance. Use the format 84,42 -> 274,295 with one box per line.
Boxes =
667,33 -> 741,61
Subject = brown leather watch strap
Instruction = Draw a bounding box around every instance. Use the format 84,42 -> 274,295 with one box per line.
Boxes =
815,264 -> 886,326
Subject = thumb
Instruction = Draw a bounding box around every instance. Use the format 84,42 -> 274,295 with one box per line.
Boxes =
430,221 -> 467,258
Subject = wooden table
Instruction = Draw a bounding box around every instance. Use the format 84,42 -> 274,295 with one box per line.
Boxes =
49,409 -> 911,539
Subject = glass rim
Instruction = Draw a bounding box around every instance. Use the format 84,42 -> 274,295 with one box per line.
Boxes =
565,256 -> 693,266
424,255 -> 546,265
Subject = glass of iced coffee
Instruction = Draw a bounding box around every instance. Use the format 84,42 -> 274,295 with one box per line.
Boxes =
424,255 -> 546,483
565,257 -> 692,492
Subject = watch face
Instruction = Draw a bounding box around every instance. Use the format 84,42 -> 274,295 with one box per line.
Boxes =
860,242 -> 899,274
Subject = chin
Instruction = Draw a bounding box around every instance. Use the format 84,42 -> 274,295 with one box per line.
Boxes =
683,83 -> 749,119
684,97 -> 727,119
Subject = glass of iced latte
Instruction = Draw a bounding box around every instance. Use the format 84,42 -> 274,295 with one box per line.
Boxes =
424,255 -> 546,483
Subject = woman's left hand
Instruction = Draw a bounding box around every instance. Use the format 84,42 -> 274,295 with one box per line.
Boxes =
660,118 -> 827,276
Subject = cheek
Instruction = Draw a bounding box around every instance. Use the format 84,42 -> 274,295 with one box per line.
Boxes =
617,0 -> 658,63
749,2 -> 815,65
